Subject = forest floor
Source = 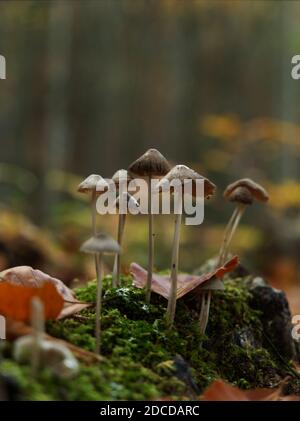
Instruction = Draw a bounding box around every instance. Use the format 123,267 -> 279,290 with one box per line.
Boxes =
0,274 -> 300,400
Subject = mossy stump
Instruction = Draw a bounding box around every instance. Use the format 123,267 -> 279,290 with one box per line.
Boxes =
0,273 -> 299,400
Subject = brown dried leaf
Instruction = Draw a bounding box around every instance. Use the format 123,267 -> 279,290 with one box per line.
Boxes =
130,256 -> 239,300
0,266 -> 90,320
202,379 -> 249,401
0,281 -> 64,321
202,379 -> 300,401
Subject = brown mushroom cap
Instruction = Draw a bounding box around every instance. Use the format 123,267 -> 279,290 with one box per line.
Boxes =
128,148 -> 170,177
80,233 -> 120,254
226,186 -> 254,205
157,164 -> 216,198
78,174 -> 108,195
224,178 -> 269,203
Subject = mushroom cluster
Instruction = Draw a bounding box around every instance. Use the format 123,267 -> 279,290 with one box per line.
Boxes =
78,149 -> 269,351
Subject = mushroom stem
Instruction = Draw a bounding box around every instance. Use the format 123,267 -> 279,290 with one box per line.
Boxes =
166,195 -> 182,326
95,252 -> 103,354
199,205 -> 245,336
198,293 -> 206,332
112,213 -> 126,287
220,204 -> 245,265
91,190 -> 97,236
146,176 -> 154,303
31,297 -> 44,377
217,206 -> 239,266
199,291 -> 211,335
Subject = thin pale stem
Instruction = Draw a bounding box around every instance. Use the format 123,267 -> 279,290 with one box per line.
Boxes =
112,214 -> 126,287
91,190 -> 97,236
31,297 -> 45,377
221,204 -> 245,264
217,207 -> 239,266
199,205 -> 245,337
146,176 -> 154,303
199,291 -> 212,335
167,196 -> 182,326
198,293 -> 206,327
95,253 -> 103,354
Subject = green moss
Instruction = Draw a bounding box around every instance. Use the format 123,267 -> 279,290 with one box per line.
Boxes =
1,275 -> 291,400
281,378 -> 300,396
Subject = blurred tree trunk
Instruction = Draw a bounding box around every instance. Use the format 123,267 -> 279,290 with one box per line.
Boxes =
280,2 -> 299,180
41,1 -> 73,224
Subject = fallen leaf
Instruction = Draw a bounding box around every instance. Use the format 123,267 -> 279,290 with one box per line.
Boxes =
57,303 -> 91,320
130,256 -> 239,300
0,281 -> 63,321
215,255 -> 239,278
0,266 -> 90,320
202,379 -> 300,401
202,379 -> 249,401
0,266 -> 75,300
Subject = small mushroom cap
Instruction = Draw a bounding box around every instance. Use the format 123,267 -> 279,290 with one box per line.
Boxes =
80,233 -> 120,255
227,186 -> 254,205
78,174 -> 108,195
224,178 -> 269,203
128,148 -> 171,177
112,169 -> 132,187
157,164 -> 216,198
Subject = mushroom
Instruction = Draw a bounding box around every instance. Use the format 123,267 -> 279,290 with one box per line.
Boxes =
80,233 -> 120,354
14,336 -> 79,379
157,165 -> 216,326
218,178 -> 269,266
78,174 -> 109,236
112,191 -> 139,288
198,274 -> 225,335
128,149 -> 170,303
13,297 -> 79,379
198,178 -> 269,336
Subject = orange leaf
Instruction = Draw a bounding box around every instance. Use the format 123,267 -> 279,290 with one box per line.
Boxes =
215,255 -> 239,279
0,266 -> 89,321
0,281 -> 64,322
202,380 -> 249,401
202,379 -> 300,401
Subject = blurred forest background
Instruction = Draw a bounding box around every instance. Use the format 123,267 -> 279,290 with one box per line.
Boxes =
0,0 -> 300,312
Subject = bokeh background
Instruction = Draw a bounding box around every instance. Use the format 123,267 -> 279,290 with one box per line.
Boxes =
0,0 -> 300,313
